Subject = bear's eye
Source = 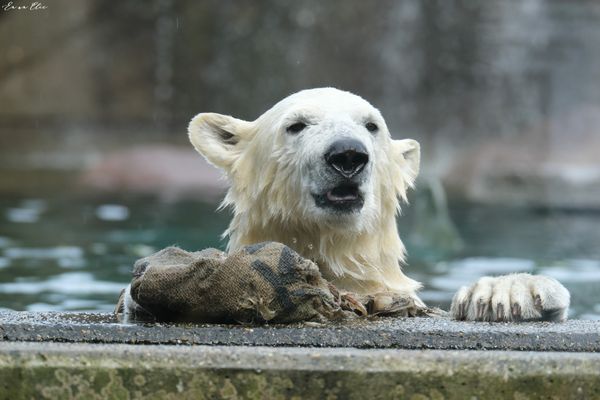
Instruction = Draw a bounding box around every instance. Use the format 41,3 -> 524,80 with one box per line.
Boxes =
286,122 -> 307,134
365,122 -> 378,133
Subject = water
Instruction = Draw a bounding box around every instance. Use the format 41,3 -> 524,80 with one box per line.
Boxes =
0,194 -> 599,319
405,205 -> 600,320
0,195 -> 229,312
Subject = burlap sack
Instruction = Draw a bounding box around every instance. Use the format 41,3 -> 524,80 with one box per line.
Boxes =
115,241 -> 439,324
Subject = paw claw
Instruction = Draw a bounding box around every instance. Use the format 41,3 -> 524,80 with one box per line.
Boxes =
534,294 -> 543,310
496,303 -> 504,321
511,302 -> 521,319
476,298 -> 489,320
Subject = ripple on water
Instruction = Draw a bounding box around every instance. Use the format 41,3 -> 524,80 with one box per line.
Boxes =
95,204 -> 130,221
127,244 -> 156,258
4,246 -> 83,259
106,229 -> 156,243
56,257 -> 86,269
578,313 -> 600,321
5,208 -> 40,223
27,299 -> 105,312
419,290 -> 455,303
429,257 -> 536,291
0,272 -> 124,295
538,259 -> 600,282
4,199 -> 47,223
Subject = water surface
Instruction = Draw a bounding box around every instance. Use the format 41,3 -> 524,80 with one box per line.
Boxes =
0,194 -> 598,319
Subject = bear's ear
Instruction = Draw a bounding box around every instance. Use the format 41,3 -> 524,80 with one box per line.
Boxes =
188,113 -> 254,171
393,138 -> 420,187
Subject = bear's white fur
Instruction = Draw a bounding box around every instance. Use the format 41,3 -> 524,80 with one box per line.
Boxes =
188,87 -> 570,321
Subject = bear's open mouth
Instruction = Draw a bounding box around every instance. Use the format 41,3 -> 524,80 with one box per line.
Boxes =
312,184 -> 364,212
327,184 -> 359,202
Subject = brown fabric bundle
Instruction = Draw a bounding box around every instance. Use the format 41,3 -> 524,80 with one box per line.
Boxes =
115,242 -> 438,324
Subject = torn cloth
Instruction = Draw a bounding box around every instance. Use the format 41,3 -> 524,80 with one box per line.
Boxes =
115,242 -> 436,324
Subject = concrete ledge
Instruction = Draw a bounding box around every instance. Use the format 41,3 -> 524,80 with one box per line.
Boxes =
2,312 -> 600,398
1,311 -> 600,351
1,342 -> 600,399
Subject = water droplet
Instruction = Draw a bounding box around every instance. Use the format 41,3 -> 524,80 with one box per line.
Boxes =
307,243 -> 314,250
292,237 -> 298,244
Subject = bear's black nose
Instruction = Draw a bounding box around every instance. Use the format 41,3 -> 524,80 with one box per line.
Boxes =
325,139 -> 369,178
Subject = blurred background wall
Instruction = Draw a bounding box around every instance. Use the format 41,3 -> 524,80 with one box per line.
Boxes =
1,0 -> 600,207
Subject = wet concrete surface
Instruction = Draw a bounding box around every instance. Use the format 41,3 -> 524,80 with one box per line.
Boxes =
1,311 -> 599,352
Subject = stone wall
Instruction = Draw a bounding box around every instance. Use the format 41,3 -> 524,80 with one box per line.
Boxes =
1,0 -> 600,206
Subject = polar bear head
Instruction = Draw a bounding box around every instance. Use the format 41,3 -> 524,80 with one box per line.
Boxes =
188,88 -> 421,295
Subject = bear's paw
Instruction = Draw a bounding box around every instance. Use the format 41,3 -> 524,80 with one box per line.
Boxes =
450,273 -> 570,322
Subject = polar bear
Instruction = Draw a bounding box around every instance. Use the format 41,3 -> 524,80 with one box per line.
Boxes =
188,87 -> 570,322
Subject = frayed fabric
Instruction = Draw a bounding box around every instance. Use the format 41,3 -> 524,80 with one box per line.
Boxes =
115,242 -> 441,324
